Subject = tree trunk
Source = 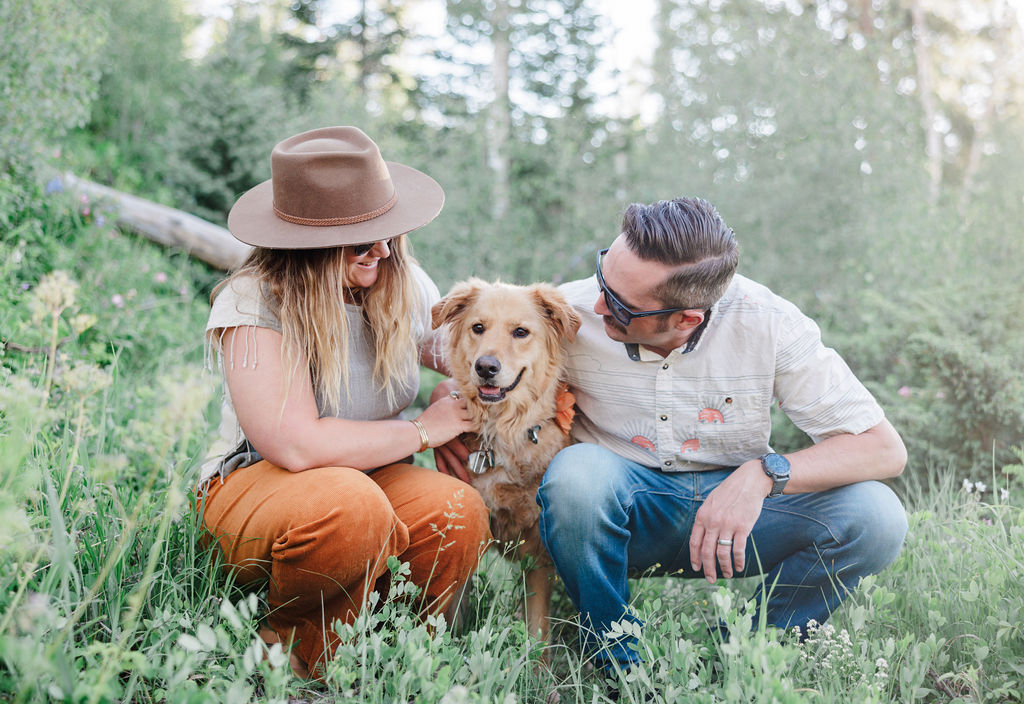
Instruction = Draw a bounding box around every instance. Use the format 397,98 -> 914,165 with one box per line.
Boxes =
859,0 -> 873,35
62,173 -> 251,270
910,0 -> 942,205
358,0 -> 369,92
959,0 -> 1015,214
487,0 -> 511,221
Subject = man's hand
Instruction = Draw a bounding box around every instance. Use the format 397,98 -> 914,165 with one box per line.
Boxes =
689,460 -> 773,582
429,378 -> 472,483
434,437 -> 471,483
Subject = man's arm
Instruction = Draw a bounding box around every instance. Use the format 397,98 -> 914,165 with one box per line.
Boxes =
689,418 -> 906,583
780,417 -> 906,492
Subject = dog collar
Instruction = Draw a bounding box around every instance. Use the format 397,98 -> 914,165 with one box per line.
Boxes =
468,446 -> 495,474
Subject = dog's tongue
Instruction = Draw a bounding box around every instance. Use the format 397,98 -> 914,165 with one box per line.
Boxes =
479,386 -> 501,396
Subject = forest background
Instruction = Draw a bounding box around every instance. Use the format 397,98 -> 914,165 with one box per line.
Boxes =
2,0 -> 1024,702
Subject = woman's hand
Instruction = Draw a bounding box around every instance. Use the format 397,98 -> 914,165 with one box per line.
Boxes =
415,392 -> 474,449
426,378 -> 472,483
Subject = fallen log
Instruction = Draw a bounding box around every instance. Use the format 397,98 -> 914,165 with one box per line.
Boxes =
61,173 -> 251,271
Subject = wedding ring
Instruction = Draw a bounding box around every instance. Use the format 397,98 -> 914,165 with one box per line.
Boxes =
449,390 -> 461,400
717,538 -> 734,546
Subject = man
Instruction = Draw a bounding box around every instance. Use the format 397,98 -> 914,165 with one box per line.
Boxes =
534,197 -> 908,669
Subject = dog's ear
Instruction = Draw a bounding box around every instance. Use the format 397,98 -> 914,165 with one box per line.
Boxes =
530,284 -> 582,343
431,279 -> 484,330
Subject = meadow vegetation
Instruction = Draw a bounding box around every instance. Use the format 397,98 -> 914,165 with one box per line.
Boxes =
3,151 -> 1023,704
3,0 -> 1024,701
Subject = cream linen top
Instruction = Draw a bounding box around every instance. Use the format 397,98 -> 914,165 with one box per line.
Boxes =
558,273 -> 885,471
199,263 -> 439,484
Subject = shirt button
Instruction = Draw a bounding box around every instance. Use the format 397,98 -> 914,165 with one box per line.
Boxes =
662,363 -> 669,370
660,414 -> 668,421
664,460 -> 673,467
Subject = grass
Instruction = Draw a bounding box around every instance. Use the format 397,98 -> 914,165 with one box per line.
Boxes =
2,180 -> 1023,703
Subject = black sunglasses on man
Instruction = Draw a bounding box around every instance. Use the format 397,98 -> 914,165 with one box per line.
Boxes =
595,248 -> 691,327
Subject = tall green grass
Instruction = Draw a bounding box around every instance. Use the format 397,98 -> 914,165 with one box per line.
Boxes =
2,180 -> 1023,702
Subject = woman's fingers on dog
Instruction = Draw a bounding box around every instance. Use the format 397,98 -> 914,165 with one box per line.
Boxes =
429,378 -> 460,403
421,395 -> 473,440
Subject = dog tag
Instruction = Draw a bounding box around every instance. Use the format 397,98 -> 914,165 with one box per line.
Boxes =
468,450 -> 494,475
527,425 -> 541,444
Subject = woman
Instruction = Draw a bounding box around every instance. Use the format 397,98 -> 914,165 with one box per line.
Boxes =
198,126 -> 489,678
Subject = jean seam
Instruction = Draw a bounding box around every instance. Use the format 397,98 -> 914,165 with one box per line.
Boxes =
665,498 -> 701,571
620,485 -> 700,574
536,488 -> 552,556
621,486 -> 692,516
758,505 -> 849,623
768,541 -> 852,626
760,504 -> 842,546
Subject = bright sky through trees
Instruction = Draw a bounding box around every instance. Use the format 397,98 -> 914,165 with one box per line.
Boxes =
184,0 -> 657,117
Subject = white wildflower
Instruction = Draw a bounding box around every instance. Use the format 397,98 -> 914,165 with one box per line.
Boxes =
70,313 -> 97,335
29,270 -> 78,323
440,686 -> 471,704
0,374 -> 46,412
154,366 -> 213,431
1000,488 -> 1010,503
59,362 -> 112,398
974,482 -> 987,494
0,504 -> 34,556
89,454 -> 129,484
962,478 -> 973,493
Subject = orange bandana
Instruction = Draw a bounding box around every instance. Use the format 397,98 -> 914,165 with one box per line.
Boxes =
554,383 -> 576,436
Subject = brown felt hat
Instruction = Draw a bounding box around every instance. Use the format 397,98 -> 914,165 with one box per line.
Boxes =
227,126 -> 444,249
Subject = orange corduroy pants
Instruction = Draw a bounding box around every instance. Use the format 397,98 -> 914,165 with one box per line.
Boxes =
199,460 -> 490,674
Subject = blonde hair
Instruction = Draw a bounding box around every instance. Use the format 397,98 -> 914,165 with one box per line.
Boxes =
212,236 -> 421,415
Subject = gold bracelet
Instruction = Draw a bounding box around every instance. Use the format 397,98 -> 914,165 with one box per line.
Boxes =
410,419 -> 429,453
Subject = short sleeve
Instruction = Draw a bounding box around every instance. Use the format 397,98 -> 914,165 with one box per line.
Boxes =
206,275 -> 282,336
773,311 -> 884,442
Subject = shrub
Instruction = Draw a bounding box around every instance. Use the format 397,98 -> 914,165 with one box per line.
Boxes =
0,0 -> 105,172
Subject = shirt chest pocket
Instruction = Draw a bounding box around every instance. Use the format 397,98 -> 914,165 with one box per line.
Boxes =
689,392 -> 770,456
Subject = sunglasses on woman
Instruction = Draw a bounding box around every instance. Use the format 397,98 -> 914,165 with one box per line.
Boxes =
350,238 -> 393,256
595,248 -> 690,326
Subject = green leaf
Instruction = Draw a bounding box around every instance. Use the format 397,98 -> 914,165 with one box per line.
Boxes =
196,623 -> 217,650
177,634 -> 203,653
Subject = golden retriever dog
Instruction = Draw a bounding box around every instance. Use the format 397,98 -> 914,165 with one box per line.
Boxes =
431,279 -> 581,643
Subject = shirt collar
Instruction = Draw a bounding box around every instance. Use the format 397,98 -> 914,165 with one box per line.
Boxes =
622,307 -> 715,362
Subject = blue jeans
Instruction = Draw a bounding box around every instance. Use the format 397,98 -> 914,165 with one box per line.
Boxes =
536,443 -> 908,668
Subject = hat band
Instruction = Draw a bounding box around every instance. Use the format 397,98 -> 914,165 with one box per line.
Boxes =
272,192 -> 398,227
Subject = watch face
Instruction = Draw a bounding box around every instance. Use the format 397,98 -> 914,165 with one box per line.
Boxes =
763,453 -> 790,477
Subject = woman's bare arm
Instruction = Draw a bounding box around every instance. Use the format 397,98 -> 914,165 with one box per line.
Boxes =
221,326 -> 472,471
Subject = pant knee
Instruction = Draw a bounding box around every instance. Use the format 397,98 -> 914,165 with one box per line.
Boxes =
538,443 -> 623,511
537,443 -> 633,559
836,481 -> 908,573
402,473 -> 490,570
277,470 -> 406,565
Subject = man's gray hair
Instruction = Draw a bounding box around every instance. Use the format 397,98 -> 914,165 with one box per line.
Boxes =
621,197 -> 739,310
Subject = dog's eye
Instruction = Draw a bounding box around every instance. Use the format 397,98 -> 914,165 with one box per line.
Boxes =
471,323 -> 485,335
512,327 -> 530,339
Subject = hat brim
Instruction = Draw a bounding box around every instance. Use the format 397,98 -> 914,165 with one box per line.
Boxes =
227,162 -> 445,249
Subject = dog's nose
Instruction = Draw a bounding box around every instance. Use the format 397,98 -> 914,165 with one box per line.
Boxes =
475,356 -> 501,380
